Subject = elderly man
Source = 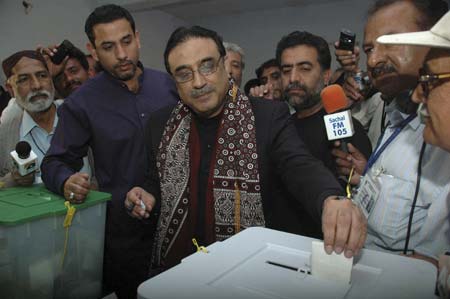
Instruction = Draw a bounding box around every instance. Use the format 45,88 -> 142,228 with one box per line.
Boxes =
332,0 -> 450,268
0,50 -> 90,187
377,11 -> 450,297
41,4 -> 178,298
255,58 -> 283,101
377,11 -> 450,152
125,26 -> 367,273
223,41 -> 245,87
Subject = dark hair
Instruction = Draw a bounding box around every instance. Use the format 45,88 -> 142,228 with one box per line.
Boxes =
276,31 -> 331,70
164,26 -> 226,75
66,45 -> 89,71
85,4 -> 136,46
2,50 -> 48,78
368,0 -> 448,30
255,58 -> 280,79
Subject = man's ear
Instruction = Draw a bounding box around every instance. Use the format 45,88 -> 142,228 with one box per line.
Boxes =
86,42 -> 99,61
5,79 -> 15,98
323,69 -> 331,86
135,30 -> 141,49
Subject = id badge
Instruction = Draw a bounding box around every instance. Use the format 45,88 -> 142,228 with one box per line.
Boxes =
354,170 -> 381,218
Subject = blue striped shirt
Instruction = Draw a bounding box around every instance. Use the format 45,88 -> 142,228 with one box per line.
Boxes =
356,100 -> 450,259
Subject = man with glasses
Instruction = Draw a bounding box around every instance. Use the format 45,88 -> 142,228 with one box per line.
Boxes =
124,26 -> 367,273
332,0 -> 450,269
377,11 -> 450,296
40,4 -> 178,298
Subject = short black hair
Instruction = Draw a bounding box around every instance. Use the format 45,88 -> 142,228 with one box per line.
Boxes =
368,0 -> 448,30
276,31 -> 331,70
164,26 -> 226,75
85,4 -> 136,46
66,45 -> 89,71
255,58 -> 280,79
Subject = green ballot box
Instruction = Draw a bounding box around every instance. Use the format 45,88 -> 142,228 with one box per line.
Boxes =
0,185 -> 110,299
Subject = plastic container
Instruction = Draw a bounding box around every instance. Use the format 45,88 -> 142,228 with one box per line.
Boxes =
0,185 -> 110,299
138,227 -> 437,299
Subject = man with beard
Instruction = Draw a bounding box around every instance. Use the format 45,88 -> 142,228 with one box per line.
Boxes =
332,0 -> 450,268
0,50 -> 90,186
41,4 -> 178,298
273,31 -> 371,238
124,26 -> 367,273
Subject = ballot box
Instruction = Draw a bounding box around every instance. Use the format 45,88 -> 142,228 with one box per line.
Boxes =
138,227 -> 437,299
0,185 -> 110,299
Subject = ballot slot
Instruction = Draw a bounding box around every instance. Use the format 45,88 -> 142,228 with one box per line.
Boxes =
208,243 -> 351,299
265,260 -> 311,275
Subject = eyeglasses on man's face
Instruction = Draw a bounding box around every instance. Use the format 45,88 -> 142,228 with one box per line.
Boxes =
418,67 -> 450,98
173,56 -> 223,83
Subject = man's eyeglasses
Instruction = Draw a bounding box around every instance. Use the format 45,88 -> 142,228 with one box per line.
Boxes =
173,57 -> 223,83
418,68 -> 450,98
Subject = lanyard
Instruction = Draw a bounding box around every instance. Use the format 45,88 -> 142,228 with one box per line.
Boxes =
363,113 -> 416,175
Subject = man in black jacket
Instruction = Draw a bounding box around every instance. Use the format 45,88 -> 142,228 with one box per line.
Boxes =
125,26 -> 367,271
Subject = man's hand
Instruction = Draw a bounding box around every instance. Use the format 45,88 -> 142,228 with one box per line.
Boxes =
334,42 -> 360,72
322,196 -> 367,258
125,187 -> 156,220
250,84 -> 271,99
36,44 -> 68,78
63,172 -> 90,204
332,143 -> 367,185
343,75 -> 365,103
11,169 -> 34,186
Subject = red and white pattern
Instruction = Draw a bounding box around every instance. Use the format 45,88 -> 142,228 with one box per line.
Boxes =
153,83 -> 265,266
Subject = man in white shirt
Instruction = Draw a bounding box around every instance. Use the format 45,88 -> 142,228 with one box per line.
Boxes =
0,50 -> 90,186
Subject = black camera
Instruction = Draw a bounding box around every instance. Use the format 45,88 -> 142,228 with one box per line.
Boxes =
50,40 -> 74,65
338,29 -> 356,52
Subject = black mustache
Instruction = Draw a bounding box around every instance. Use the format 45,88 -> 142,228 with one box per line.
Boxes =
67,80 -> 82,88
371,64 -> 396,78
114,61 -> 133,69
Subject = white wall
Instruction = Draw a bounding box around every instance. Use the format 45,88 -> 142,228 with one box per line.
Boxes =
194,0 -> 371,85
133,10 -> 188,70
0,0 -> 94,82
0,0 -> 187,83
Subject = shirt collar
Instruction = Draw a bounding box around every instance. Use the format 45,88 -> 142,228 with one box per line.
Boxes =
20,103 -> 59,138
385,95 -> 421,131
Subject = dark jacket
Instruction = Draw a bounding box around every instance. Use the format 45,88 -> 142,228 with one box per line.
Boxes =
143,98 -> 343,237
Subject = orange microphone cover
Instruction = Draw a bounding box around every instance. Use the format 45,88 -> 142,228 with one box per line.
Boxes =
321,84 -> 349,114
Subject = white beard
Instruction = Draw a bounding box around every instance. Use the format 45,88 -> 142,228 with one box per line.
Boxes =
17,90 -> 54,113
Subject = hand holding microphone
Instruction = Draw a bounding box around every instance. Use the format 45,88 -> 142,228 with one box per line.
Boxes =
10,141 -> 37,186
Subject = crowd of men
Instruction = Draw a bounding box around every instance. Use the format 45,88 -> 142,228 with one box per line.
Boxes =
0,1 -> 449,298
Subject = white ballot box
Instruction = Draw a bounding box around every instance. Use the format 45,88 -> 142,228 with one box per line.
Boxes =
138,227 -> 437,299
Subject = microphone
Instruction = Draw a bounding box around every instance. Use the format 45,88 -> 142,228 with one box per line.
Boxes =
10,141 -> 38,176
321,84 -> 355,151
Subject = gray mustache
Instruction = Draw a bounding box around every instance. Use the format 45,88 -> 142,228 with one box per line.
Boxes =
191,85 -> 215,98
285,81 -> 306,92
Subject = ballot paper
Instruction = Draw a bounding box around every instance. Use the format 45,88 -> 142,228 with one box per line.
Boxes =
311,240 -> 353,284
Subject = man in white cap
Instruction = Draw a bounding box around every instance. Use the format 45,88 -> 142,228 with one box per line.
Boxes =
378,11 -> 450,152
377,10 -> 450,298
